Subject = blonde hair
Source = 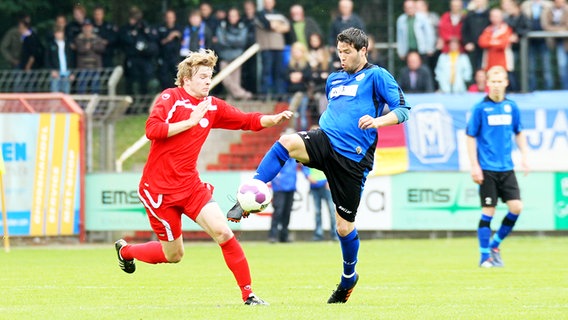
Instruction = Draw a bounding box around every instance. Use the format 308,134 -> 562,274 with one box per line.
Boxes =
175,49 -> 218,87
486,65 -> 508,80
288,42 -> 309,70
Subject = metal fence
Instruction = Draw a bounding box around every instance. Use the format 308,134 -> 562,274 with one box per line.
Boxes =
0,67 -> 120,95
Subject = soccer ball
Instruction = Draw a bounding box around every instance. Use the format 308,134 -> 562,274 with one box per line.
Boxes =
237,179 -> 272,213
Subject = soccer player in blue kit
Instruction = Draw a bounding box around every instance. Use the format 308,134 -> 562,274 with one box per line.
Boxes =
227,27 -> 410,303
466,66 -> 529,268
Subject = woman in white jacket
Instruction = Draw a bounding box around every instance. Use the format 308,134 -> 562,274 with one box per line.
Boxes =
435,38 -> 472,93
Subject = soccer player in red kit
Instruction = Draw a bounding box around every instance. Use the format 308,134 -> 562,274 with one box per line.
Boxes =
114,49 -> 292,305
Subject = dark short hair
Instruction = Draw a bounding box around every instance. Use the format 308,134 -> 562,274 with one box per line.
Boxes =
337,27 -> 368,51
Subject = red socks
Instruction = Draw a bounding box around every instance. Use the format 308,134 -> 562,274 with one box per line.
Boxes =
121,241 -> 168,264
220,236 -> 253,301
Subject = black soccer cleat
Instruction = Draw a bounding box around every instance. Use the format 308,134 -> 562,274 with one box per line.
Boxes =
327,274 -> 359,304
115,239 -> 136,274
227,202 -> 250,223
244,293 -> 269,306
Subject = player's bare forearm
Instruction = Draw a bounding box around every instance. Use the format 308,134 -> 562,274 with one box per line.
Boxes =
516,131 -> 530,175
260,110 -> 293,128
358,111 -> 399,129
466,136 -> 483,184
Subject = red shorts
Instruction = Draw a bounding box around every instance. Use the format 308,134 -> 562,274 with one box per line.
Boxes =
138,182 -> 214,241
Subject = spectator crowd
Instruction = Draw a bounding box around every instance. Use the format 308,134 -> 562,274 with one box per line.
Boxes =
2,0 -> 568,127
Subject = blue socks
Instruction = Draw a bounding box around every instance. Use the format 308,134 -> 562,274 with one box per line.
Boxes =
477,214 -> 493,264
490,212 -> 519,249
338,228 -> 359,289
253,142 -> 290,183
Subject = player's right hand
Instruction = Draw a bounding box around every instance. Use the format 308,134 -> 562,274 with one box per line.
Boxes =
189,98 -> 210,126
470,165 -> 484,185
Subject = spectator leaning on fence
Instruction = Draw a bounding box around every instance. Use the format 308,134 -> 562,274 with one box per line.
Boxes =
541,0 -> 568,90
478,8 -> 514,74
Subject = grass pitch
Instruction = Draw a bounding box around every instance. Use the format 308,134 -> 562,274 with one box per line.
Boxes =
1,237 -> 566,319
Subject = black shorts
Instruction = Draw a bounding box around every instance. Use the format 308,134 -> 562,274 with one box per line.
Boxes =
297,129 -> 374,222
478,170 -> 521,207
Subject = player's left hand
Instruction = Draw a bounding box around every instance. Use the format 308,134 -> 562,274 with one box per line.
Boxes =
358,115 -> 378,129
262,110 -> 293,127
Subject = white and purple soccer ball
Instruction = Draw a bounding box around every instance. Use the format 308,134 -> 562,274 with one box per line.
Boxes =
236,179 -> 272,213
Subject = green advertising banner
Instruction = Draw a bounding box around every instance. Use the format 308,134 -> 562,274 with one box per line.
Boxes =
554,173 -> 568,230
391,172 -> 555,230
86,172 -> 243,231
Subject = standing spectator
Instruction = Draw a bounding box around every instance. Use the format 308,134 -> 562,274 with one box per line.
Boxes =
269,156 -> 297,243
45,27 -> 73,94
398,51 -> 435,93
366,35 -> 386,67
179,10 -> 213,59
216,7 -> 253,100
200,2 -> 220,36
119,6 -> 159,95
466,66 -> 529,268
74,19 -> 106,93
438,0 -> 466,53
462,0 -> 491,70
541,0 -> 568,89
286,42 -> 312,130
15,20 -> 43,92
329,0 -> 366,47
302,154 -> 338,242
416,0 -> 441,75
478,8 -> 514,74
53,13 -> 68,31
329,0 -> 366,69
1,14 -> 29,69
241,0 -> 258,94
286,4 -> 323,48
65,4 -> 87,43
157,9 -> 182,90
521,0 -> 554,90
307,33 -> 331,118
468,68 -> 490,92
18,20 -> 43,71
66,4 -> 87,69
92,5 -> 118,68
396,0 -> 436,64
435,38 -> 473,93
501,0 -> 531,91
255,0 -> 290,96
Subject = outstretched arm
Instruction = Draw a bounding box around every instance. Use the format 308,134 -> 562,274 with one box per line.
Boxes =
260,110 -> 293,128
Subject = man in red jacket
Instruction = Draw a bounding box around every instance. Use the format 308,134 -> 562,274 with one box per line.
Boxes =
114,49 -> 292,306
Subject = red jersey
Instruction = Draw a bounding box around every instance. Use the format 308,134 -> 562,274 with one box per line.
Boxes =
141,87 -> 264,193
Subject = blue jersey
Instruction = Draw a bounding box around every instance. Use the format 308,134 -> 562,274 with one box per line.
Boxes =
320,63 -> 409,162
466,97 -> 522,172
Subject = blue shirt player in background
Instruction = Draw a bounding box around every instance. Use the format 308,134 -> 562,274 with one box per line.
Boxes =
466,66 -> 529,268
227,27 -> 410,303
